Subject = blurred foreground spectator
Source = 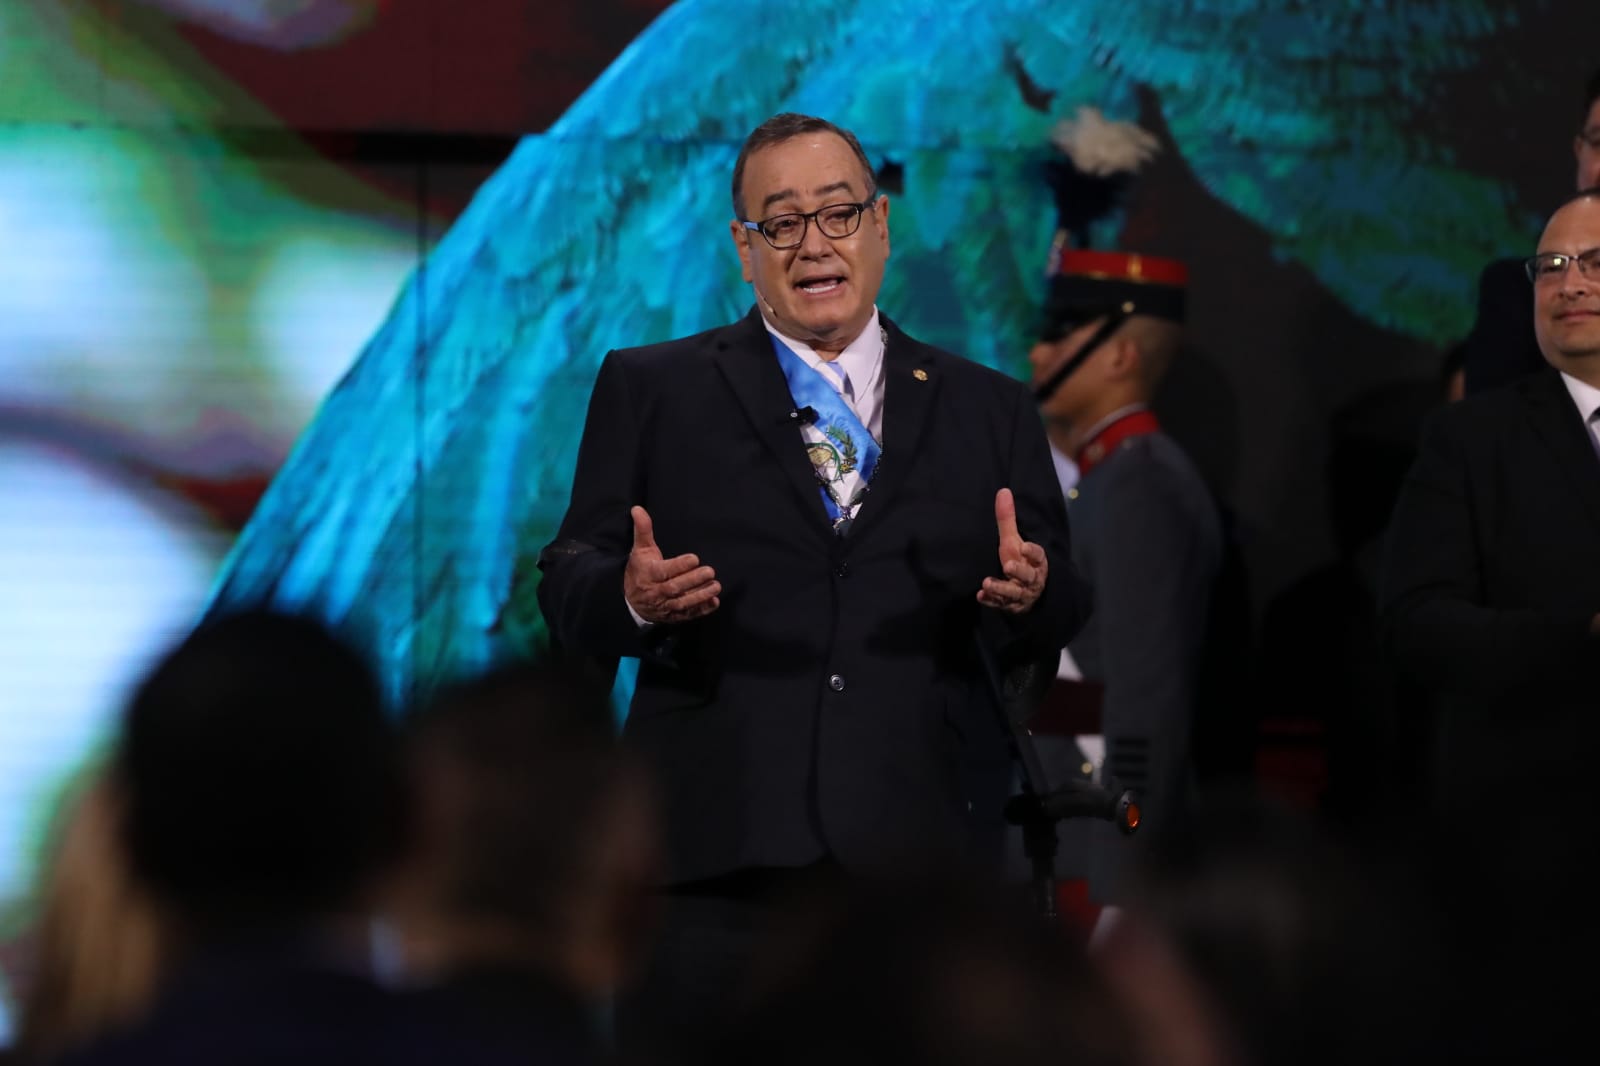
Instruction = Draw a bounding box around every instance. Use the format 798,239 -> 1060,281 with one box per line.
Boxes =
1094,793 -> 1450,1066
47,611 -> 457,1066
386,661 -> 660,1065
703,875 -> 1133,1066
12,775 -> 169,1063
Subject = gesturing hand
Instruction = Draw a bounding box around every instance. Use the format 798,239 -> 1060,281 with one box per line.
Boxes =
977,488 -> 1048,615
624,506 -> 721,624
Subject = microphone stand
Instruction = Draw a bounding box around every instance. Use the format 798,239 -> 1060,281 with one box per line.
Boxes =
975,639 -> 1138,923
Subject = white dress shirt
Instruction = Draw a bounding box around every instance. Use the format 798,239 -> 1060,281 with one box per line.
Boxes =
1559,371 -> 1600,463
1050,443 -> 1081,499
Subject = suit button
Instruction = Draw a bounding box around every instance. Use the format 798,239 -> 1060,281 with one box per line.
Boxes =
828,673 -> 845,692
834,562 -> 850,578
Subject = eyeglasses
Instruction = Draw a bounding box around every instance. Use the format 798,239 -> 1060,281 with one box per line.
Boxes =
741,198 -> 877,249
1525,249 -> 1600,284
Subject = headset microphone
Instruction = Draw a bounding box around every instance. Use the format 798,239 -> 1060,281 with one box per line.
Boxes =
753,280 -> 777,318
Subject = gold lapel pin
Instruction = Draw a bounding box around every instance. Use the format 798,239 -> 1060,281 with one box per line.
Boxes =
912,368 -> 929,382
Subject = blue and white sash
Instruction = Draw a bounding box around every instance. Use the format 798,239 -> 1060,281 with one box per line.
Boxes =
768,332 -> 882,531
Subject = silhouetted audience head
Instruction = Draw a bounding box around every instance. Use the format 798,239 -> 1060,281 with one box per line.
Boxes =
707,877 -> 1132,1066
1098,792 -> 1448,1066
389,660 -> 658,1000
13,773 -> 169,1062
114,609 -> 403,935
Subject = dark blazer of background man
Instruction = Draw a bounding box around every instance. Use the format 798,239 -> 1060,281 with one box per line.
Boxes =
1381,189 -> 1600,828
538,114 -> 1087,890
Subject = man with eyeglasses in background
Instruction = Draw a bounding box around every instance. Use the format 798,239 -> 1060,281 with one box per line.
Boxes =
538,112 -> 1088,1061
1459,67 -> 1600,395
1379,189 -> 1600,1057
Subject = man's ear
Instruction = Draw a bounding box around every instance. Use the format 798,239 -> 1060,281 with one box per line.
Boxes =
729,219 -> 754,283
875,195 -> 891,257
1108,335 -> 1142,381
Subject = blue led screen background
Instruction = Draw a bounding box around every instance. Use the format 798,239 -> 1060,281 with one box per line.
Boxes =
0,0 -> 1592,1038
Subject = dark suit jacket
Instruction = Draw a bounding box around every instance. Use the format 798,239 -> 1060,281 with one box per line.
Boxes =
538,309 -> 1088,885
1379,369 -> 1600,818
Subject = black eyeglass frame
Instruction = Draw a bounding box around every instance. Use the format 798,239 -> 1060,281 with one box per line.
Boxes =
740,197 -> 879,250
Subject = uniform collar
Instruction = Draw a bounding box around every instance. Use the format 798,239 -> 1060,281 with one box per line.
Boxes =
1075,404 -> 1159,477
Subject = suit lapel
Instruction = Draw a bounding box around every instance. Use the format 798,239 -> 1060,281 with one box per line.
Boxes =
713,309 -> 834,537
847,314 -> 938,542
1524,368 -> 1600,538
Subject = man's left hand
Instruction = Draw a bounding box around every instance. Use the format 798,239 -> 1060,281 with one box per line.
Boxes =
977,487 -> 1048,614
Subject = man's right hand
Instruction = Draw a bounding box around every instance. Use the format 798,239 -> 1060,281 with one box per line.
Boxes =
624,506 -> 721,624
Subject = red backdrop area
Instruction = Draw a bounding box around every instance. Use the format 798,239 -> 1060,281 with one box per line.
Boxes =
161,0 -> 675,133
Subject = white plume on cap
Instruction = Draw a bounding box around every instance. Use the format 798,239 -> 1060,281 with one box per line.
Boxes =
1050,106 -> 1161,177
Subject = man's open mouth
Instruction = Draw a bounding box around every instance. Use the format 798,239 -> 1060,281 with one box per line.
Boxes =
796,276 -> 844,294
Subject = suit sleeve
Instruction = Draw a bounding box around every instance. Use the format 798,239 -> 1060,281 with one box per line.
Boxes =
1378,409 -> 1600,704
1092,466 -> 1219,822
537,351 -> 661,659
979,382 -> 1092,667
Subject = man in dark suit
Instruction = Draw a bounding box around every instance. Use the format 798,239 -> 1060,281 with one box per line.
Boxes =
1381,188 -> 1600,811
537,112 -> 1087,1056
1460,66 -> 1600,395
1380,187 -> 1600,1064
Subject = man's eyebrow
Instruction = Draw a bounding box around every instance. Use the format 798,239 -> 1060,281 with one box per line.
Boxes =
760,181 -> 856,213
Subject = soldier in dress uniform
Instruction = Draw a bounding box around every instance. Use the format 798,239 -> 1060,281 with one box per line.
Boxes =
1027,247 -> 1225,911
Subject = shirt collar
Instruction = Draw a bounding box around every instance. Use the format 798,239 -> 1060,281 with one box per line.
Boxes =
1559,371 -> 1600,424
761,308 -> 884,389
1049,443 -> 1080,495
